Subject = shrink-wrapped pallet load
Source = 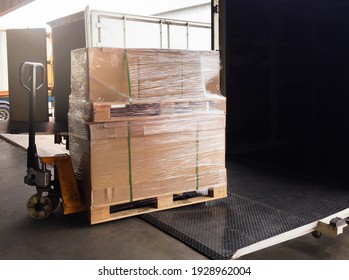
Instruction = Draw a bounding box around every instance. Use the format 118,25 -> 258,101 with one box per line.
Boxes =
69,47 -> 227,224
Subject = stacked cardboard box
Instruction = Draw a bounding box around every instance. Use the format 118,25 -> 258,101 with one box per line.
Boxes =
69,47 -> 226,223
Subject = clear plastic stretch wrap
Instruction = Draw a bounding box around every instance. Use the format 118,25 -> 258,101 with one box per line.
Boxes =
68,47 -> 226,210
71,47 -> 221,102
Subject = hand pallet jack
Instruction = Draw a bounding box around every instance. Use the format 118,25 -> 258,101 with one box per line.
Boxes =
20,62 -> 85,220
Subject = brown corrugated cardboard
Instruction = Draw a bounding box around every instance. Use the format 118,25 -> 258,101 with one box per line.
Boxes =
71,47 -> 221,102
69,115 -> 226,207
68,47 -> 226,218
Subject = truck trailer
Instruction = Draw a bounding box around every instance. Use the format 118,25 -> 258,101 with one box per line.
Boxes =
143,0 -> 349,259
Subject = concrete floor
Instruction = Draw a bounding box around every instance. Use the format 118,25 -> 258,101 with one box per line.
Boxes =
1,135 -> 349,260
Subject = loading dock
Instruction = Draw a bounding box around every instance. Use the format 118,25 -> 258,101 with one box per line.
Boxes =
1,0 -> 349,261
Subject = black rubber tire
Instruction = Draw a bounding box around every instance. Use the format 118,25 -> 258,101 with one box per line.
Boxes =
0,105 -> 10,122
311,231 -> 322,239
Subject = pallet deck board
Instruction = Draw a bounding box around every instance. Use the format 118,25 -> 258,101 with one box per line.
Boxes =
90,186 -> 227,224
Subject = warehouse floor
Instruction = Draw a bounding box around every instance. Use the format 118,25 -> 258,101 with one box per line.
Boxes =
1,133 -> 349,260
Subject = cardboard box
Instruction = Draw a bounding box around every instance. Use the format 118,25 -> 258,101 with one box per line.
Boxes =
71,47 -> 221,102
69,47 -> 226,218
69,113 -> 226,207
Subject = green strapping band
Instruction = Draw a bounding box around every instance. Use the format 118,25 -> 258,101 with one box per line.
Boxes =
127,121 -> 133,201
196,126 -> 199,191
124,49 -> 133,98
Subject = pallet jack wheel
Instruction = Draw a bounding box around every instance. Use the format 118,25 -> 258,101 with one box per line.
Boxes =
311,231 -> 322,239
26,193 -> 53,220
49,196 -> 60,211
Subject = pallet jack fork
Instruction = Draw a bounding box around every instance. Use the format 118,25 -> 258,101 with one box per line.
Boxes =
20,62 -> 85,220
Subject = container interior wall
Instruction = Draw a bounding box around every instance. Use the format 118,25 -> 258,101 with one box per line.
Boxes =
224,0 -> 349,184
49,15 -> 86,131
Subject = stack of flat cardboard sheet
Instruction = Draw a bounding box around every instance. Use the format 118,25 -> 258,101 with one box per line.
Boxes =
69,47 -> 227,224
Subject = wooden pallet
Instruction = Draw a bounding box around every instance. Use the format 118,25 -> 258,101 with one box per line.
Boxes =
89,185 -> 227,225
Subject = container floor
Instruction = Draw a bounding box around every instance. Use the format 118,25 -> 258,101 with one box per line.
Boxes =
142,133 -> 349,259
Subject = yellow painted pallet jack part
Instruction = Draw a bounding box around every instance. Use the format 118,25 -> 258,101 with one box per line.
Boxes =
40,154 -> 85,215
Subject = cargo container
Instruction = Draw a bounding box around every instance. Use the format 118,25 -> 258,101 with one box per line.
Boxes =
141,0 -> 349,259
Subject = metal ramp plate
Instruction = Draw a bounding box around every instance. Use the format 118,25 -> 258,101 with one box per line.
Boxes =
142,158 -> 349,259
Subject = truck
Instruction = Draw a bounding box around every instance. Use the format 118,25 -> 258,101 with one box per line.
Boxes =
129,0 -> 349,260
143,0 -> 349,260
83,1 -> 349,260
47,6 -> 212,130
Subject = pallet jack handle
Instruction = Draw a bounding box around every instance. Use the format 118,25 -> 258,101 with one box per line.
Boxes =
19,62 -> 45,170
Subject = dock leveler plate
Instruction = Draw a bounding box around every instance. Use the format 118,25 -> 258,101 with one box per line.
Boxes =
142,159 -> 349,260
